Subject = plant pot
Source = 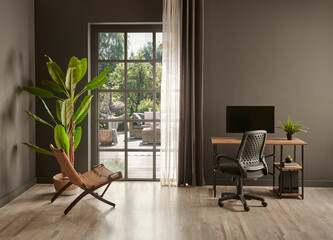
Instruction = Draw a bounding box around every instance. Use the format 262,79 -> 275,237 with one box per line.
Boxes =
286,133 -> 293,140
53,173 -> 80,195
99,130 -> 113,145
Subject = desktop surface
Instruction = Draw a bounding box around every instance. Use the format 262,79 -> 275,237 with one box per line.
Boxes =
211,137 -> 307,145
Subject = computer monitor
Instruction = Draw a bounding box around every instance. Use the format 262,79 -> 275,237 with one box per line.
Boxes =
226,106 -> 275,133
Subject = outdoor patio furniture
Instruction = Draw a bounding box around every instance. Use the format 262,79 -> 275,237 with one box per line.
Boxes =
99,113 -> 123,145
142,127 -> 161,144
129,113 -> 151,139
99,130 -> 113,145
50,144 -> 122,215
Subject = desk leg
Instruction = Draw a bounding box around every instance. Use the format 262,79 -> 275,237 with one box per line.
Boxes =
280,145 -> 283,198
213,144 -> 217,198
302,145 -> 304,200
294,145 -> 296,162
273,146 -> 276,189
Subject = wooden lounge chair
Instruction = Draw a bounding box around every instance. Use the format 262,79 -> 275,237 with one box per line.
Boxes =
50,144 -> 122,215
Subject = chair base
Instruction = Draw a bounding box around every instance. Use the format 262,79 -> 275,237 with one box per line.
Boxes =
51,169 -> 122,215
218,178 -> 268,211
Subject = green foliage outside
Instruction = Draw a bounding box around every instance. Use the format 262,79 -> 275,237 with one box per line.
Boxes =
98,33 -> 162,119
99,33 -> 124,60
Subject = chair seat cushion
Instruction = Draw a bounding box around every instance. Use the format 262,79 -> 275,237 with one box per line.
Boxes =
80,171 -> 109,189
80,166 -> 121,189
217,162 -> 265,179
217,162 -> 242,176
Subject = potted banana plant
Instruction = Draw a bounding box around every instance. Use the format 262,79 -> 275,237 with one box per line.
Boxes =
21,55 -> 111,193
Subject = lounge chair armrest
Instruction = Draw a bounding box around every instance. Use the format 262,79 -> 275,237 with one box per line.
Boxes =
92,163 -> 104,169
108,171 -> 123,180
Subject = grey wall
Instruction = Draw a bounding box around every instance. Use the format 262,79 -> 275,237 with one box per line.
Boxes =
204,0 -> 333,186
0,0 -> 35,207
35,0 -> 163,182
34,0 -> 333,186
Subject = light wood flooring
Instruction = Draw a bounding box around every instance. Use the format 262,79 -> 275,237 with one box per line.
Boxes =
0,183 -> 333,240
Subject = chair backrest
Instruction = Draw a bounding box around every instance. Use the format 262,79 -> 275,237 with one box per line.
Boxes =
237,130 -> 267,166
49,144 -> 84,187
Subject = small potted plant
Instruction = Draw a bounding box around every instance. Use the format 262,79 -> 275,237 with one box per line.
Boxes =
285,155 -> 293,163
277,115 -> 309,140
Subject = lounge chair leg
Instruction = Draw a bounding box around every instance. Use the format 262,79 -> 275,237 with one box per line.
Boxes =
91,193 -> 116,207
100,182 -> 112,198
51,182 -> 72,203
64,190 -> 89,215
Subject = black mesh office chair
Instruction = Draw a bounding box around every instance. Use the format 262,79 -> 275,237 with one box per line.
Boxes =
216,130 -> 268,211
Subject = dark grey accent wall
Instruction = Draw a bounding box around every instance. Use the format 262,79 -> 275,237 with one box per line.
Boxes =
0,0 -> 35,207
204,0 -> 333,186
35,0 -> 163,182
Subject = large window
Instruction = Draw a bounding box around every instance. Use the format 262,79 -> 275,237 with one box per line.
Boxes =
91,25 -> 162,180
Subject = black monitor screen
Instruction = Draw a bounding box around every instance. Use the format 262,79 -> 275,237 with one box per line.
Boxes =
226,106 -> 275,133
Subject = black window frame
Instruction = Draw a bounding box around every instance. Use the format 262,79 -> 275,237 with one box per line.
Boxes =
90,24 -> 162,181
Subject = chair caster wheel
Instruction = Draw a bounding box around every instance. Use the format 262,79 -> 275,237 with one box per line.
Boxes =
262,201 -> 268,207
218,199 -> 224,207
244,205 -> 250,212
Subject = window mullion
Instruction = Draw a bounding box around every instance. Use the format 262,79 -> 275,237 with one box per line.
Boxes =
95,26 -> 161,181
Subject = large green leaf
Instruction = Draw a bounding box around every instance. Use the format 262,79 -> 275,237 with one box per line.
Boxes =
68,56 -> 80,69
61,99 -> 74,128
41,80 -> 63,93
22,142 -> 54,156
54,125 -> 69,153
80,58 -> 87,81
84,77 -> 108,91
68,56 -> 81,81
21,86 -> 54,98
74,127 -> 82,149
84,66 -> 111,90
24,111 -> 54,129
46,61 -> 65,86
75,102 -> 90,124
73,95 -> 93,123
40,98 -> 57,125
65,67 -> 78,92
56,100 -> 62,122
68,56 -> 87,83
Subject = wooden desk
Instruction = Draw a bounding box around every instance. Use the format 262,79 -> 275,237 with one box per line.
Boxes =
211,137 -> 308,199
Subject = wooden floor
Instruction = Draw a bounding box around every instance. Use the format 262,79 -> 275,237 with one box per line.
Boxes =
0,183 -> 333,240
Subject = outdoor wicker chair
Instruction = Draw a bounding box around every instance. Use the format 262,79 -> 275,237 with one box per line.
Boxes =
50,144 -> 122,215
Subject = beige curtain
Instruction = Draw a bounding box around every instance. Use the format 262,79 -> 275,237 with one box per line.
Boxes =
160,0 -> 182,186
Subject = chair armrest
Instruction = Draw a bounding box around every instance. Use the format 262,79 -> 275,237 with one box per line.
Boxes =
216,154 -> 247,177
92,163 -> 104,169
261,156 -> 268,175
216,154 -> 238,164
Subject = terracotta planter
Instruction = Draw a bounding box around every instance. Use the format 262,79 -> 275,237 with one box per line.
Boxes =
53,173 -> 80,195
